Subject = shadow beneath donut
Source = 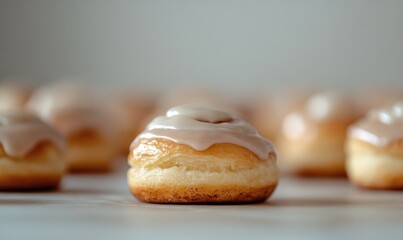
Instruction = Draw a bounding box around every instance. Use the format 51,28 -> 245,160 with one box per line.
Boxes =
263,198 -> 351,207
259,197 -> 401,207
0,185 -> 60,193
58,188 -> 121,195
0,185 -> 120,195
0,199 -> 63,205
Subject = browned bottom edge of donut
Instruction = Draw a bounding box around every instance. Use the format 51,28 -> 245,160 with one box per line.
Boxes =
129,183 -> 277,204
290,168 -> 347,178
350,177 -> 403,190
0,173 -> 62,191
68,159 -> 112,173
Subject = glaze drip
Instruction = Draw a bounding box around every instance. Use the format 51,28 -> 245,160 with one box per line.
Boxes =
349,101 -> 403,146
27,83 -> 111,137
0,112 -> 65,157
133,104 -> 275,159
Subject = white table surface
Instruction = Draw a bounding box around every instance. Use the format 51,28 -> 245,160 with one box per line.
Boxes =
1,161 -> 402,240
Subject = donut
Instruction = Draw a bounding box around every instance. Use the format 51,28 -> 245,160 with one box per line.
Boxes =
0,112 -> 65,190
277,91 -> 358,176
346,101 -> 403,189
27,83 -> 117,172
128,104 -> 279,203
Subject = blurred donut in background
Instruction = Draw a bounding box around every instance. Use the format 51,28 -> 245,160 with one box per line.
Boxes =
0,112 -> 66,190
27,82 -> 118,172
276,91 -> 359,177
346,100 -> 403,189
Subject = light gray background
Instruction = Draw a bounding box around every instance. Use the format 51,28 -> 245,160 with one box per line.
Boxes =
1,0 -> 403,92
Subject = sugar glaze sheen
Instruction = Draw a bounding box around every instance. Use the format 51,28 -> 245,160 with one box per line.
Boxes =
134,104 -> 276,160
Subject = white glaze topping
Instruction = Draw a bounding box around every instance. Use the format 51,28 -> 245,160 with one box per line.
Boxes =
349,101 -> 403,146
166,104 -> 234,123
0,112 -> 65,157
133,104 -> 275,159
27,83 -> 111,137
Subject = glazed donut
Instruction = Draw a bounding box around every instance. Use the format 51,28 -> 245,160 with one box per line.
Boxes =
0,82 -> 32,111
128,104 -> 279,203
27,83 -> 117,172
346,101 -> 403,189
277,91 -> 358,176
0,112 -> 65,190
